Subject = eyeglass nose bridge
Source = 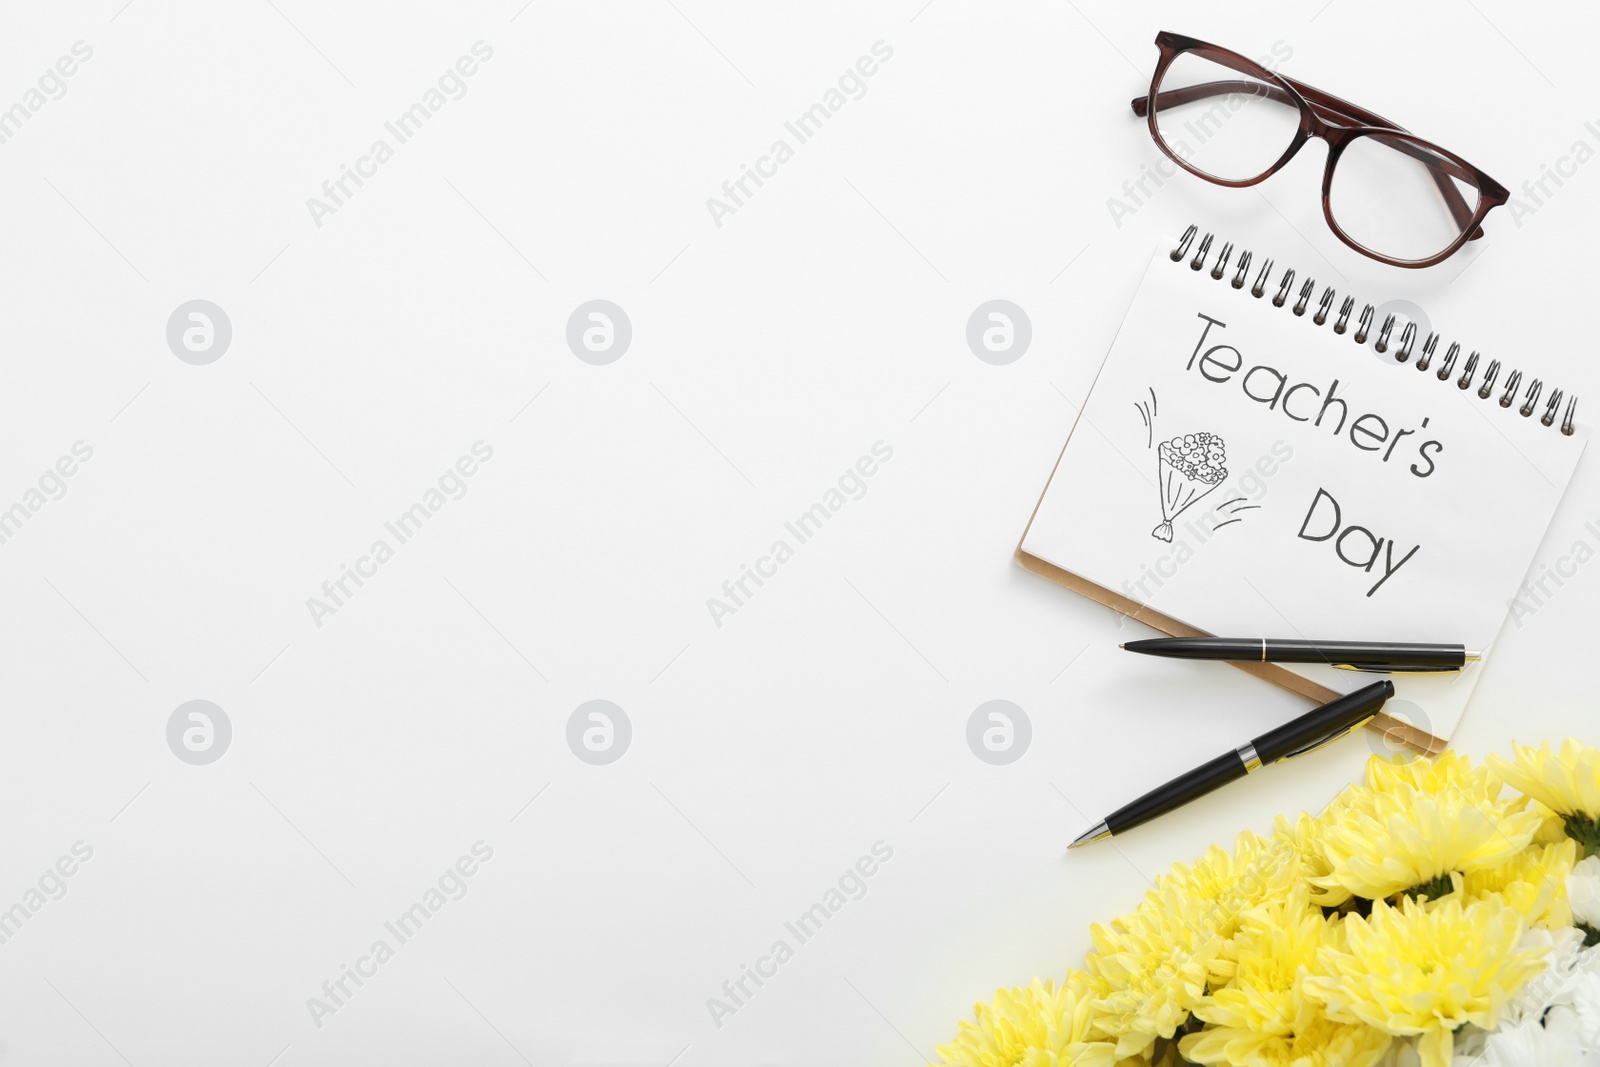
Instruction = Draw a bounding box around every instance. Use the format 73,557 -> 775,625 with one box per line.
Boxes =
1302,110 -> 1360,144
1302,119 -> 1364,188
1290,91 -> 1397,157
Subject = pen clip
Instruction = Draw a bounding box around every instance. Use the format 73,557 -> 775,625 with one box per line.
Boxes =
1280,715 -> 1377,761
1331,663 -> 1464,674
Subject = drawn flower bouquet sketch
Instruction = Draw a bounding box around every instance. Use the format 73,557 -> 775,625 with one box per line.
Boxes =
1152,432 -> 1227,541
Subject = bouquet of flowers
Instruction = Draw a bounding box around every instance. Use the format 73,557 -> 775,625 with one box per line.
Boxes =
1152,432 -> 1227,542
934,740 -> 1600,1067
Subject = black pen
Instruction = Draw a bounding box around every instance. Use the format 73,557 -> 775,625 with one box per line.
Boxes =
1121,637 -> 1479,673
1068,680 -> 1394,848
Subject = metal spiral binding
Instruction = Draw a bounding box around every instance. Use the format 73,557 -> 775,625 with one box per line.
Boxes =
1396,322 -> 1418,361
1314,287 -> 1335,326
1231,250 -> 1252,289
1420,331 -> 1446,374
1211,242 -> 1233,281
1334,297 -> 1355,334
1542,389 -> 1566,428
1374,314 -> 1396,353
1521,380 -> 1543,417
1251,260 -> 1273,298
1417,333 -> 1439,371
1293,279 -> 1315,316
1170,226 -> 1579,435
1171,225 -> 1198,261
1272,269 -> 1295,308
1500,370 -> 1522,407
1437,343 -> 1460,382
1354,306 -> 1374,344
1477,360 -> 1501,400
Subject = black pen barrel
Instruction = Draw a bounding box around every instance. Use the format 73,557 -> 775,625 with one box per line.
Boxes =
1103,749 -> 1248,836
1261,640 -> 1463,668
1122,637 -> 1264,660
1123,638 -> 1466,668
1088,681 -> 1394,843
1251,680 -> 1394,765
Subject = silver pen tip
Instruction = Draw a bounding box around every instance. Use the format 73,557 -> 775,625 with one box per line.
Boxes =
1464,650 -> 1483,661
1068,821 -> 1111,849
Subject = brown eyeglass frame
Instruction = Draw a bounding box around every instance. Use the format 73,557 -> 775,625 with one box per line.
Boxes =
1132,31 -> 1509,269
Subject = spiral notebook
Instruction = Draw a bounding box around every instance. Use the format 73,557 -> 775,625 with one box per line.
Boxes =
1018,226 -> 1589,753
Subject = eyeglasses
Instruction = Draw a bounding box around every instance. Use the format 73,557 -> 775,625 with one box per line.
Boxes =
1133,31 -> 1508,268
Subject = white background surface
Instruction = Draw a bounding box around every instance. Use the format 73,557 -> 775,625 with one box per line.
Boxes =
0,2 -> 1596,1065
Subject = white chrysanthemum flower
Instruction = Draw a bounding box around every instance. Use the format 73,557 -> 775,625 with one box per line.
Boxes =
1570,855 -> 1600,928
1373,1035 -> 1423,1067
1566,969 -> 1600,1049
1504,925 -> 1587,1026
1463,933 -> 1600,1063
1451,1013 -> 1583,1066
1578,938 -> 1600,977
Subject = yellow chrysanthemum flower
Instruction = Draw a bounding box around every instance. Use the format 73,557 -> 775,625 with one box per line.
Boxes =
1180,887 -> 1392,1067
1182,1009 -> 1391,1067
1463,838 -> 1578,928
1490,740 -> 1600,856
1324,752 -> 1502,831
1158,832 -> 1298,948
934,974 -> 1116,1067
1529,796 -> 1573,845
1303,896 -> 1546,1067
1289,754 -> 1492,902
1084,830 -> 1299,1057
1489,739 -> 1600,816
1363,749 -> 1478,796
1160,833 -> 1259,904
1085,881 -> 1218,1059
1297,752 -> 1469,829
1307,760 -> 1540,905
1273,811 -> 1337,901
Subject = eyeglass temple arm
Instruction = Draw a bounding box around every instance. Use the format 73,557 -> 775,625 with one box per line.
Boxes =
1130,82 -> 1485,241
